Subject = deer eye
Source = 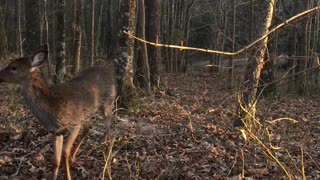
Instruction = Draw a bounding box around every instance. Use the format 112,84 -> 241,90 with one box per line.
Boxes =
10,66 -> 17,71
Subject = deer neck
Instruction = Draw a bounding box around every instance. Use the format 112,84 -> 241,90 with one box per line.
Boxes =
21,69 -> 57,131
22,69 -> 51,97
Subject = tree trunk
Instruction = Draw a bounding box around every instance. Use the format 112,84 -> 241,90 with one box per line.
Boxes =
39,0 -> 45,45
0,3 -> 8,57
161,0 -> 169,72
234,0 -> 275,127
24,0 -> 40,53
259,22 -> 278,95
145,0 -> 161,89
54,0 -> 66,84
90,0 -> 95,66
180,0 -> 195,73
17,0 -> 23,55
117,0 -> 136,107
109,0 -> 120,58
64,0 -> 73,65
6,0 -> 17,52
295,0 -> 310,95
287,28 -> 298,92
72,0 -> 83,74
228,0 -> 236,88
135,0 -> 151,91
44,0 -> 52,77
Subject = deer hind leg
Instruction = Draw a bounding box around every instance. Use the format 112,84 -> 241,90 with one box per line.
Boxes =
103,100 -> 114,139
53,135 -> 63,180
71,122 -> 92,163
63,125 -> 81,180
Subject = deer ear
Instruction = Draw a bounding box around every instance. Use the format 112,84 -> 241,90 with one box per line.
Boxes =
32,51 -> 47,68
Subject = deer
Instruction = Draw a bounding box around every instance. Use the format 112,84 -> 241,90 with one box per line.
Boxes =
0,45 -> 116,180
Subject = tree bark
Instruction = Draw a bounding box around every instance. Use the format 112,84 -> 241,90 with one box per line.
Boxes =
17,0 -> 23,55
54,0 -> 66,84
228,0 -> 236,88
90,0 -> 95,66
117,0 -> 136,107
109,0 -> 120,58
135,0 -> 151,91
24,0 -> 40,53
0,3 -> 8,57
6,0 -> 17,52
72,0 -> 83,74
145,0 -> 161,89
234,0 -> 275,127
295,0 -> 310,95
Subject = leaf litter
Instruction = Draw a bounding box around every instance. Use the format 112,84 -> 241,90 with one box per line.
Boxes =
0,72 -> 320,179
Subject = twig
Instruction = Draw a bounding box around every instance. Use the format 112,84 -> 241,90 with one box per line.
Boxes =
10,159 -> 23,177
266,118 -> 299,124
241,149 -> 245,178
101,138 -> 116,180
305,152 -> 320,170
246,130 -> 292,179
301,147 -> 306,180
11,151 -> 35,177
227,149 -> 240,176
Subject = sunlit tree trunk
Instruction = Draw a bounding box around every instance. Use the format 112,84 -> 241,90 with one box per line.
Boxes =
234,0 -> 275,127
259,17 -> 280,95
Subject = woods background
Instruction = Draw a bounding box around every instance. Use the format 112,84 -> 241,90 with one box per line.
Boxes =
1,0 -> 320,179
1,0 -> 320,96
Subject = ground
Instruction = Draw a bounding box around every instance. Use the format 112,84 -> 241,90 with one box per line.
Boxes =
0,71 -> 320,179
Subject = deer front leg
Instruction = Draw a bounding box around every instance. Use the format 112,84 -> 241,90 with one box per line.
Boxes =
53,135 -> 63,180
63,125 -> 81,180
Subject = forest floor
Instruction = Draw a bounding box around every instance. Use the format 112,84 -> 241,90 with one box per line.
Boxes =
1,69 -> 320,179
